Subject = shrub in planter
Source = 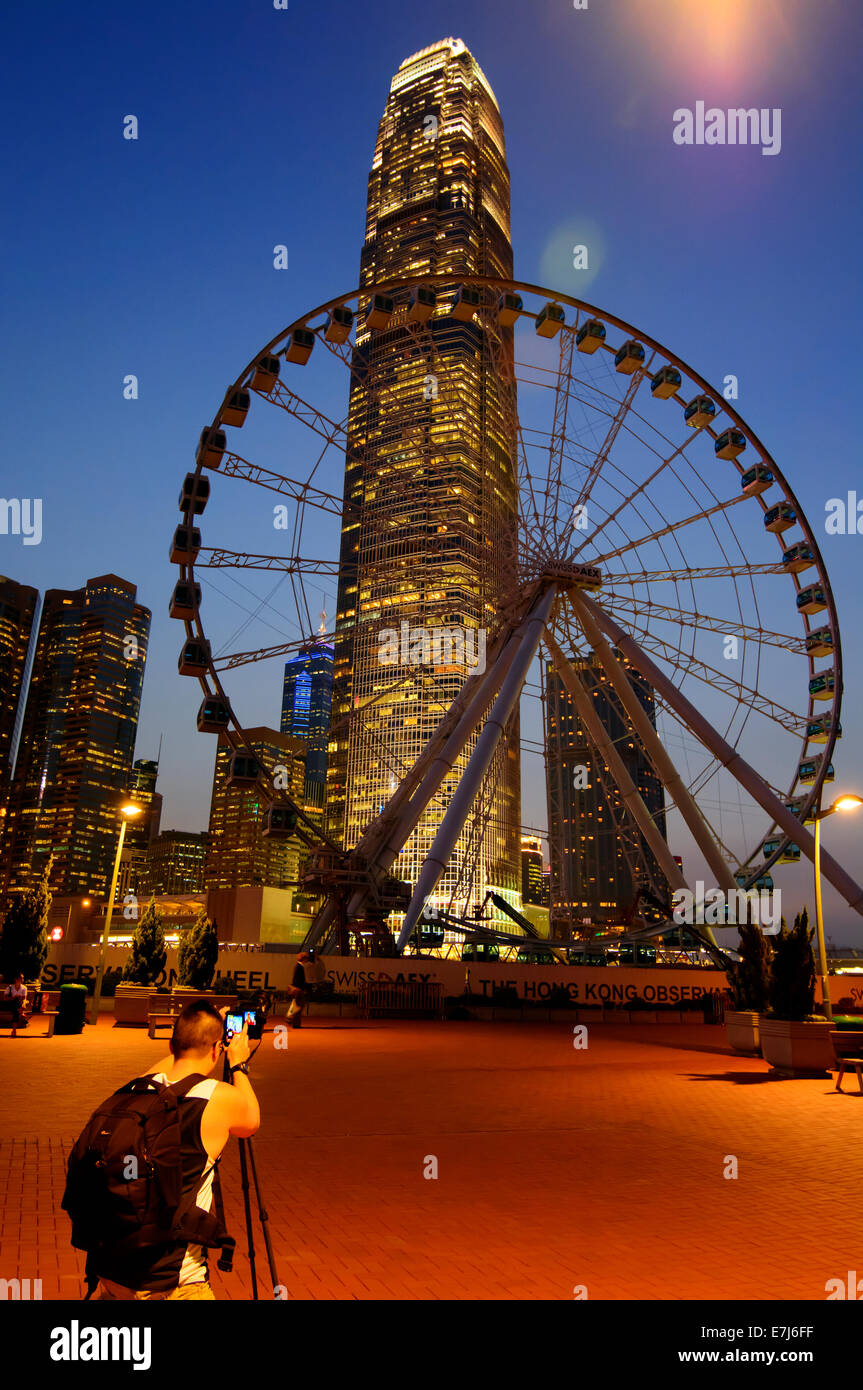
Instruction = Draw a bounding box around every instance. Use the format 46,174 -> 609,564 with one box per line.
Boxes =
0,855 -> 52,984
767,910 -> 816,1022
177,909 -> 219,991
121,897 -> 167,986
724,914 -> 773,1052
727,917 -> 772,1013
761,909 -> 833,1075
492,984 -> 521,1008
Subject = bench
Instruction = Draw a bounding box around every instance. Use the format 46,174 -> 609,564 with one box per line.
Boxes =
148,1008 -> 184,1039
830,1030 -> 863,1093
0,1004 -> 59,1037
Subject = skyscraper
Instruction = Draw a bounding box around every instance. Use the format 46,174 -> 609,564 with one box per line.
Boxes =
280,639 -> 333,820
1,574 -> 150,903
124,757 -> 163,895
546,652 -> 668,933
328,38 -> 520,920
206,728 -> 306,890
0,575 -> 38,820
520,835 -> 546,906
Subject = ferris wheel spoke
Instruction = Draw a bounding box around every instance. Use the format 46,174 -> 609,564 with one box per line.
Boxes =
571,357 -> 655,521
602,618 -> 804,733
604,562 -> 783,585
590,492 -> 750,566
253,378 -> 350,450
599,591 -> 805,655
198,549 -> 341,576
216,453 -> 346,517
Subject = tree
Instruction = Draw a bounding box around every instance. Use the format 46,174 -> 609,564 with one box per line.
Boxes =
0,856 -> 52,983
727,913 -> 772,1012
177,908 -> 219,991
121,897 -> 167,985
767,908 -> 817,1021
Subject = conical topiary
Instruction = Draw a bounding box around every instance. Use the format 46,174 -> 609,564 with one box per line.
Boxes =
0,855 -> 52,983
177,908 -> 219,991
121,897 -> 167,985
767,908 -> 817,1021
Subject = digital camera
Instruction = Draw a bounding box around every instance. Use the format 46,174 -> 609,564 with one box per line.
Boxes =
224,1008 -> 265,1043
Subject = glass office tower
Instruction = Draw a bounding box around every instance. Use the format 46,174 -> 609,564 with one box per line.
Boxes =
328,38 -> 521,921
1,574 -> 150,903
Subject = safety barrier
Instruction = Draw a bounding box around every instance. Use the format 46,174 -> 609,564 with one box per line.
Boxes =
357,979 -> 446,1019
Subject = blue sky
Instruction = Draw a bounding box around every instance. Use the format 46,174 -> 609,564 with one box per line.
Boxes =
3,0 -> 862,936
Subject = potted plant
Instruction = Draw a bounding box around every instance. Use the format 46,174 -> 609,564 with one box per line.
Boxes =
0,855 -> 51,991
760,909 -> 834,1076
725,915 -> 771,1054
115,897 -> 167,1024
176,909 -> 219,992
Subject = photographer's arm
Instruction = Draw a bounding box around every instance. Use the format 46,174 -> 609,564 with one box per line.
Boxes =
224,1022 -> 260,1137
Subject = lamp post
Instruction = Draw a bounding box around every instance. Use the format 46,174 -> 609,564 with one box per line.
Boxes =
88,804 -> 142,1025
813,793 -> 863,1024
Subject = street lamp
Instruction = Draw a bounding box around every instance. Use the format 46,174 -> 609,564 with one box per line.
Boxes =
813,793 -> 863,1024
88,803 -> 143,1025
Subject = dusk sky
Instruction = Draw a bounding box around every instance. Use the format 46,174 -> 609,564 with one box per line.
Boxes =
3,0 -> 862,937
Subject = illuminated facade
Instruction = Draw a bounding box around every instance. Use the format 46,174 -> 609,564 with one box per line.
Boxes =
140,829 -> 209,897
1,574 -> 150,903
546,652 -> 668,933
280,639 -> 333,820
328,38 -> 521,921
0,575 -> 38,823
206,728 -> 306,891
520,835 -> 546,906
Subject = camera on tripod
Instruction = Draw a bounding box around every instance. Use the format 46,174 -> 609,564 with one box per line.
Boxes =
224,1008 -> 265,1043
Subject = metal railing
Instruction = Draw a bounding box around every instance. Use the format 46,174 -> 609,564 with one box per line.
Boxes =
357,979 -> 446,1019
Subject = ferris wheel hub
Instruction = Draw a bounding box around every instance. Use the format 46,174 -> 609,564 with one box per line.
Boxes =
539,560 -> 603,592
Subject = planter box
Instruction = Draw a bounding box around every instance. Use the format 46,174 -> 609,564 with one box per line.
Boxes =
759,1016 -> 834,1076
114,985 -> 160,1026
725,1009 -> 761,1055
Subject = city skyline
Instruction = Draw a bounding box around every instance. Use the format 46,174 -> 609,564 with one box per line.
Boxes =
3,1 -> 862,937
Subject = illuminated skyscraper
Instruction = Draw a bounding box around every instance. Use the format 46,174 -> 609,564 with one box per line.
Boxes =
0,575 -> 38,821
280,639 -> 333,819
206,728 -> 306,890
328,38 -> 520,920
1,574 -> 150,903
520,835 -> 546,906
546,652 -> 668,933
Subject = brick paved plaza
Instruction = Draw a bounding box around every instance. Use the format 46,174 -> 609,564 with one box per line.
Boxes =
0,1016 -> 859,1301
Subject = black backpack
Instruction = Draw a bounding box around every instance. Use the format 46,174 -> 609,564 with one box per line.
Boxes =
62,1073 -> 234,1294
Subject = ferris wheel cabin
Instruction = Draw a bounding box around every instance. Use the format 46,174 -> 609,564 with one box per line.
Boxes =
196,428 -> 226,469
763,502 -> 796,533
535,302 -> 566,338
222,389 -> 250,428
649,364 -> 680,398
576,319 -> 607,354
683,395 -> 716,429
796,585 -> 827,615
740,463 -> 774,495
251,355 -> 281,392
614,340 -> 645,374
495,291 -> 523,327
325,305 -> 354,342
714,428 -> 746,460
169,524 -> 201,565
169,581 -> 201,621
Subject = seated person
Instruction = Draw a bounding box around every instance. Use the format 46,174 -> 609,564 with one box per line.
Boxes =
4,974 -> 28,1026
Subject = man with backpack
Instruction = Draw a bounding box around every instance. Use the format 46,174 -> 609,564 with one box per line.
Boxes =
63,1000 -> 260,1300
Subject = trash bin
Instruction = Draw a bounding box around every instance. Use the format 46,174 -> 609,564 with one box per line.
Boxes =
55,982 -> 88,1035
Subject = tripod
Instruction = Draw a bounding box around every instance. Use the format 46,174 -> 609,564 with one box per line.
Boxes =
220,1053 -> 283,1300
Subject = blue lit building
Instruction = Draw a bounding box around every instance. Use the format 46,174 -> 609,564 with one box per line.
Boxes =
280,639 -> 334,818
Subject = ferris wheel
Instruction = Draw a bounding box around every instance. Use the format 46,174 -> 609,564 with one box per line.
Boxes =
170,275 -> 863,950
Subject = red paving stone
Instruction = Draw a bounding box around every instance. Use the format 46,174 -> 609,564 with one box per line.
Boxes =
0,1013 -> 860,1300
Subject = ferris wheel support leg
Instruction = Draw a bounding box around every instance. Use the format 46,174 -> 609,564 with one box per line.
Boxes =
569,589 -> 739,908
580,592 -> 863,920
395,586 -> 557,953
543,629 -> 689,910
